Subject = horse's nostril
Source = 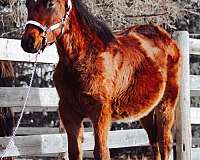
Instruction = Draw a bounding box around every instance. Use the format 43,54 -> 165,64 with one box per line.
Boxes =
27,36 -> 35,48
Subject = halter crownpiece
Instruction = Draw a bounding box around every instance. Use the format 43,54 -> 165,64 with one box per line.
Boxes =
25,0 -> 72,50
66,0 -> 72,17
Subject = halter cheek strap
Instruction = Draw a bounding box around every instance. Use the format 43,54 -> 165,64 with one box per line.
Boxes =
25,0 -> 72,50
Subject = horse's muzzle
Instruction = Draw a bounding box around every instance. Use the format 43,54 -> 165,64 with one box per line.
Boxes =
21,34 -> 42,53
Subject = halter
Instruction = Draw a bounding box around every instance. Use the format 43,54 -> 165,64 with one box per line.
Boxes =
25,0 -> 72,50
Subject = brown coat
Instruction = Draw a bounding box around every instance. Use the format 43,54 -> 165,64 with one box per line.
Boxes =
22,0 -> 182,159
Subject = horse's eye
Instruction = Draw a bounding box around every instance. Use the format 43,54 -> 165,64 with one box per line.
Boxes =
47,0 -> 55,8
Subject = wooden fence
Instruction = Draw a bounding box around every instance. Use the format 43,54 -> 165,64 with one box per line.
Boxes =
0,31 -> 199,159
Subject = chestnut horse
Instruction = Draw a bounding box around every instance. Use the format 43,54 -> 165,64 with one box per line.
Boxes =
21,0 -> 182,159
0,61 -> 15,160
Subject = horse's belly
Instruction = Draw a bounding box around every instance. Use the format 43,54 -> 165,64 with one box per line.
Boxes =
111,100 -> 159,121
111,72 -> 166,121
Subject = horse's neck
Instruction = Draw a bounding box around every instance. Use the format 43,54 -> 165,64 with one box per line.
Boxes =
56,11 -> 105,65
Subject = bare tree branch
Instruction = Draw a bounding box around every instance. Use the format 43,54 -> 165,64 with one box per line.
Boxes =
125,12 -> 169,18
181,8 -> 200,16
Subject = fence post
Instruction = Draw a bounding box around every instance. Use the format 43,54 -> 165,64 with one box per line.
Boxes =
174,31 -> 191,160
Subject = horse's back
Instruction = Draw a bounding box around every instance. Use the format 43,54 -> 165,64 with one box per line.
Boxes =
116,25 -> 180,62
116,25 -> 172,44
115,25 -> 181,78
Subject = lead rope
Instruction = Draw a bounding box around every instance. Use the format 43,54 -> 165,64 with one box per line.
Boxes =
0,50 -> 40,159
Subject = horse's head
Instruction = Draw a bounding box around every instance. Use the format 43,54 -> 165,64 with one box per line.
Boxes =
21,0 -> 72,53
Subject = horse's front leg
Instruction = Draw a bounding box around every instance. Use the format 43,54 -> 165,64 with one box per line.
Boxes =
90,105 -> 112,160
59,100 -> 84,160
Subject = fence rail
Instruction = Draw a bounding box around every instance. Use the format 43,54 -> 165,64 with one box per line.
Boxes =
0,130 -> 199,158
0,130 -> 148,157
0,33 -> 199,159
0,38 -> 58,63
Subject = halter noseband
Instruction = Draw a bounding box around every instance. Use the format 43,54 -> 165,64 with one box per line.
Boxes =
25,0 -> 72,50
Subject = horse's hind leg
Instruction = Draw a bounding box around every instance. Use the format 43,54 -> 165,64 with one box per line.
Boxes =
142,88 -> 178,160
156,98 -> 176,160
140,110 -> 161,160
156,54 -> 181,160
59,100 -> 84,160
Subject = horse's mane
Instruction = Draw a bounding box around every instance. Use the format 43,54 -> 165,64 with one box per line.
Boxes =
74,0 -> 114,46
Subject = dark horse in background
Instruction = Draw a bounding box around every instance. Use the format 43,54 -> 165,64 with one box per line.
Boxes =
0,61 -> 15,160
21,0 -> 182,159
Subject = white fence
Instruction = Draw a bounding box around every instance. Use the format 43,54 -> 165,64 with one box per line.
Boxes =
0,31 -> 199,159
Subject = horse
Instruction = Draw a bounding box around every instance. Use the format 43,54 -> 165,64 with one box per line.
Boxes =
0,61 -> 15,160
21,0 -> 182,159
